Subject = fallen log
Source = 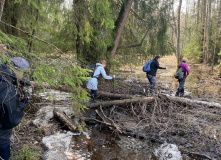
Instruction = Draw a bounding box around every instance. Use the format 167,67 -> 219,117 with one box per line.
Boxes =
32,82 -> 138,99
56,86 -> 136,99
85,97 -> 155,108
53,108 -> 77,132
159,94 -> 221,108
97,91 -> 136,99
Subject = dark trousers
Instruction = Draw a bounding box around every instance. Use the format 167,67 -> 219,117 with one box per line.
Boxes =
176,78 -> 186,96
147,74 -> 156,89
0,143 -> 10,160
0,129 -> 12,160
90,90 -> 97,98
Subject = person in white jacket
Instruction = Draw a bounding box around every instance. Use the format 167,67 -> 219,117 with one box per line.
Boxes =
87,60 -> 115,98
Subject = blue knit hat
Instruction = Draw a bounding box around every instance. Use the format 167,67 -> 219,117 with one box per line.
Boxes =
11,57 -> 30,71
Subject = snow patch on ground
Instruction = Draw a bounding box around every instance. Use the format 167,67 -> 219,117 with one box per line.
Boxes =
154,142 -> 182,160
43,131 -> 74,160
33,105 -> 72,128
34,89 -> 74,127
38,89 -> 71,101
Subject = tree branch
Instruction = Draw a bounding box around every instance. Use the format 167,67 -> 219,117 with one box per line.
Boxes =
118,29 -> 149,49
0,20 -> 65,55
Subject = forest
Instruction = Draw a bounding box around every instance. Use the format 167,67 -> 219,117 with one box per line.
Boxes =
0,0 -> 221,160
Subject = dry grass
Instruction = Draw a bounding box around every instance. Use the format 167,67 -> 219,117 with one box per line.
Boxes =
118,55 -> 221,102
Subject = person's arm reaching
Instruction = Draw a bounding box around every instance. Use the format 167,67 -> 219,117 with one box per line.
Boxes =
159,66 -> 166,69
155,61 -> 166,69
100,67 -> 113,80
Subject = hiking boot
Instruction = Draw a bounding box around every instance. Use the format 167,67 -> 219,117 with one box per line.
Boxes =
175,92 -> 179,97
149,89 -> 158,96
145,89 -> 150,96
180,92 -> 184,97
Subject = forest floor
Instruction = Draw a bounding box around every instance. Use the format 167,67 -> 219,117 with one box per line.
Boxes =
10,55 -> 221,160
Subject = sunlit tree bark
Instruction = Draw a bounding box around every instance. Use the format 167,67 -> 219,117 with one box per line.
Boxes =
176,0 -> 182,64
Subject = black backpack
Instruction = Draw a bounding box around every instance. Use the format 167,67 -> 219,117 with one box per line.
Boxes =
87,64 -> 99,78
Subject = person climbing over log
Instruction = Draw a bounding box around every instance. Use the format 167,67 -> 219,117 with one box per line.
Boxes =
175,58 -> 190,97
87,60 -> 115,99
144,56 -> 166,94
0,57 -> 30,160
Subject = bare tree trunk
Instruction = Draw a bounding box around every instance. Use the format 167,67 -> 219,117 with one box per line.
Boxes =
219,0 -> 221,23
85,97 -> 155,109
176,0 -> 182,65
172,0 -> 177,39
202,0 -> 207,63
185,0 -> 188,28
196,0 -> 200,31
211,36 -> 217,73
204,0 -> 211,63
213,0 -> 221,72
27,0 -> 40,52
74,0 -> 84,61
206,0 -> 211,62
0,0 -> 5,21
110,0 -> 134,59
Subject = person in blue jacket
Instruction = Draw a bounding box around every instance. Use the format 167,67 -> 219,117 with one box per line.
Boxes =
87,60 -> 115,98
0,57 -> 30,160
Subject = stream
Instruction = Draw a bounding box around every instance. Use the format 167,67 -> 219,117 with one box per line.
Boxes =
33,89 -> 203,160
31,59 -> 221,160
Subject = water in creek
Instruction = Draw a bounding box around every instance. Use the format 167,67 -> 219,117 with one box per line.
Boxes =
34,89 -> 201,160
69,128 -> 186,160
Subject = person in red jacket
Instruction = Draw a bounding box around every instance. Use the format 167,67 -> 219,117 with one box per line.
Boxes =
175,58 -> 190,97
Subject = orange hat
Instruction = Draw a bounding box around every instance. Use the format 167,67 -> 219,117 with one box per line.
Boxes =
182,58 -> 188,62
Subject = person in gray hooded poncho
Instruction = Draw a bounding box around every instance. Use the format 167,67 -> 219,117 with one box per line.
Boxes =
87,60 -> 115,98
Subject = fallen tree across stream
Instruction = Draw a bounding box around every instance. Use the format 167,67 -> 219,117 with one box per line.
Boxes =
33,83 -> 138,99
34,80 -> 221,108
57,85 -> 137,99
85,97 -> 155,108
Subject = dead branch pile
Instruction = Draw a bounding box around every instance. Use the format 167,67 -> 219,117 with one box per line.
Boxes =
83,95 -> 221,159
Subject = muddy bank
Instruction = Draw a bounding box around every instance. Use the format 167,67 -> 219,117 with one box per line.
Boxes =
10,118 -> 46,160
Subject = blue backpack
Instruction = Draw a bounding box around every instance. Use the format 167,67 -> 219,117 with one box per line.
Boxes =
143,60 -> 152,72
